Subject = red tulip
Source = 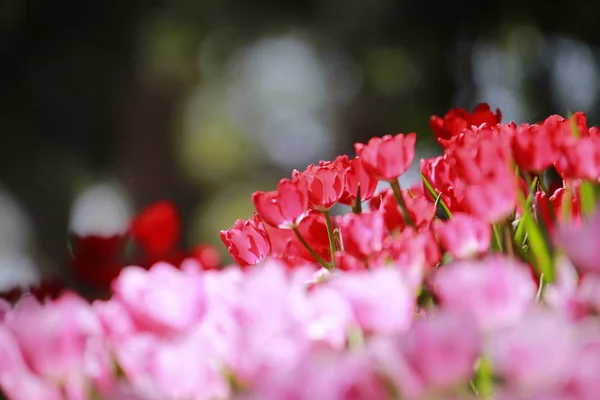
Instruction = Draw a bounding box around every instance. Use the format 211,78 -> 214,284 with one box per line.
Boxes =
340,157 -> 378,207
253,178 -> 309,229
295,157 -> 346,211
429,103 -> 502,147
354,133 -> 416,181
220,213 -> 271,267
336,211 -> 386,260
130,201 -> 180,257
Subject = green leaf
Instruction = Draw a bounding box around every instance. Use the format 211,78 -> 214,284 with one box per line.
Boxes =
569,112 -> 581,138
579,181 -> 597,218
420,172 -> 452,219
473,356 -> 494,399
561,188 -> 573,221
491,223 -> 503,252
514,177 -> 538,246
352,184 -> 362,214
347,324 -> 365,350
535,273 -> 545,303
518,192 -> 554,283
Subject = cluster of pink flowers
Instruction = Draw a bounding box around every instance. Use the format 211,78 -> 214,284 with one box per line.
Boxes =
2,104 -> 600,399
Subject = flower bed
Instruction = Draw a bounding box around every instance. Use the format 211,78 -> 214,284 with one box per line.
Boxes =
2,104 -> 600,399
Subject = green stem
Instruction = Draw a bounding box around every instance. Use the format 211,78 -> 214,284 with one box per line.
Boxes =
469,380 -> 479,396
536,273 -> 545,303
503,220 -> 514,256
514,176 -> 538,246
323,210 -> 337,269
538,175 -> 550,193
389,180 -> 416,228
492,224 -> 503,252
352,184 -> 362,214
421,171 -> 452,219
526,172 -> 557,226
292,226 -> 331,270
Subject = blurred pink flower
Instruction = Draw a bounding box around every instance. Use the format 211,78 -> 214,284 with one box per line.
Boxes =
556,209 -> 600,275
487,310 -> 576,395
111,262 -> 206,335
3,293 -> 110,395
402,311 -> 480,392
328,267 -> 415,335
0,325 -> 63,400
434,255 -> 536,332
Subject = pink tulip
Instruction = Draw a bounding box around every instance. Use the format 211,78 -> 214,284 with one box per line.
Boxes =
354,133 -> 417,181
487,310 -> 576,394
434,255 -> 536,332
220,213 -> 271,267
0,325 -> 63,400
402,311 -> 480,392
295,158 -> 346,211
329,267 -> 414,335
3,293 -> 106,388
336,211 -> 386,260
252,178 -> 309,228
112,262 -> 206,335
0,299 -> 10,322
434,212 -> 491,259
556,209 -> 600,275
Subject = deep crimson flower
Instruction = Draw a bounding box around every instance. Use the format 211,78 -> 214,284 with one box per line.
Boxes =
70,234 -> 128,287
339,157 -> 378,207
336,212 -> 386,260
220,213 -> 271,267
0,278 -> 64,304
429,103 -> 502,147
138,250 -> 187,271
294,157 -> 346,211
130,201 -> 180,257
253,178 -> 309,229
354,133 -> 416,181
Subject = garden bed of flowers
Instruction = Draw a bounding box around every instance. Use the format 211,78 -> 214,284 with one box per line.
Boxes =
2,104 -> 600,399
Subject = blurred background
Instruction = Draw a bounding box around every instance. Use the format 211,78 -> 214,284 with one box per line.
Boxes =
1,0 -> 600,290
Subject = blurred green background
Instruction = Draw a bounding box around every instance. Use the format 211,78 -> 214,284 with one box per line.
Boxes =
1,0 -> 600,288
